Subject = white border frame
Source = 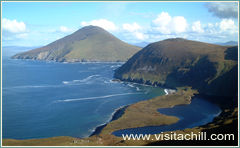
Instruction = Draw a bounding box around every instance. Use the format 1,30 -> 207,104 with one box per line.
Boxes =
1,1 -> 239,147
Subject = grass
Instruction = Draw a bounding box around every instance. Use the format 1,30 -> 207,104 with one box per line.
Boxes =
99,87 -> 197,136
115,38 -> 238,97
64,33 -> 140,62
12,26 -> 140,62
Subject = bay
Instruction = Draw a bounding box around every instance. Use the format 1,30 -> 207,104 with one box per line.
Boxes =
3,57 -> 165,139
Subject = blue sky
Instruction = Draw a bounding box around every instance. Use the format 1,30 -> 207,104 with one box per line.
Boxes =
2,2 -> 238,46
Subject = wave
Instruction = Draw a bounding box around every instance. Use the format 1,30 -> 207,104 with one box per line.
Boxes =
136,87 -> 141,91
127,84 -> 134,88
89,105 -> 128,137
103,79 -> 118,84
4,75 -> 101,89
164,89 -> 176,95
127,83 -> 141,91
124,81 -> 153,88
109,105 -> 127,120
164,89 -> 169,95
55,92 -> 142,103
62,75 -> 100,85
110,65 -> 122,69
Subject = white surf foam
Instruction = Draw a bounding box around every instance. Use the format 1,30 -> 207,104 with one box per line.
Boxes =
110,65 -> 122,70
103,79 -> 118,84
136,87 -> 141,91
164,89 -> 176,95
127,84 -> 134,88
89,104 -> 129,137
55,92 -> 142,103
62,75 -> 100,85
164,89 -> 169,95
62,81 -> 69,84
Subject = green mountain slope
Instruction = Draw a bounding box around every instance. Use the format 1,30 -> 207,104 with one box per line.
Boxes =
114,38 -> 238,97
12,26 -> 141,62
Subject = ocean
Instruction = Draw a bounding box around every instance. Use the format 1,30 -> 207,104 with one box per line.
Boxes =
2,57 -> 165,139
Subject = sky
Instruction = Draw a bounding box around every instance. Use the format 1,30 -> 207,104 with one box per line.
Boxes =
2,2 -> 239,47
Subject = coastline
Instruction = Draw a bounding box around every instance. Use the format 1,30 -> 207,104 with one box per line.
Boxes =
164,88 -> 176,95
11,58 -> 126,64
3,88 -> 238,146
98,88 -> 197,136
90,105 -> 128,136
90,87 -> 177,136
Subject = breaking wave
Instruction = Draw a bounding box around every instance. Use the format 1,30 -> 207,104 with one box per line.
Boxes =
55,92 -> 142,103
136,87 -> 141,91
103,79 -> 119,84
164,89 -> 176,95
62,75 -> 100,85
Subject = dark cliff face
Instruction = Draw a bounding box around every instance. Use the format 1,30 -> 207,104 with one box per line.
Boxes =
114,38 -> 238,97
12,25 -> 141,62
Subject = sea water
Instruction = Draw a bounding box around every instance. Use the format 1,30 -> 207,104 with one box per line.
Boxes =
112,97 -> 221,136
2,57 -> 165,139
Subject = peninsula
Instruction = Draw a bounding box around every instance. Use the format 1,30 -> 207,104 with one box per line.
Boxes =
12,26 -> 140,62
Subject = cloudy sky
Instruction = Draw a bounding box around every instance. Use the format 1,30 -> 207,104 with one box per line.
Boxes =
2,2 -> 239,46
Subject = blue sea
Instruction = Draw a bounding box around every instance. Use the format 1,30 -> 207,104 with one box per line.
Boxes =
2,50 -> 221,140
2,57 -> 165,139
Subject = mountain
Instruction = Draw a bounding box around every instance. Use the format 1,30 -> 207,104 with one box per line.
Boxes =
12,26 -> 141,62
114,38 -> 238,97
215,41 -> 238,46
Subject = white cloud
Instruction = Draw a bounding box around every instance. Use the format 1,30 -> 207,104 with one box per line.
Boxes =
192,21 -> 204,33
152,12 -> 187,34
152,12 -> 172,34
206,2 -> 238,18
186,19 -> 238,43
2,18 -> 28,42
122,23 -> 148,40
2,18 -> 26,33
81,19 -> 117,31
148,12 -> 237,43
219,19 -> 238,34
134,32 -> 148,40
171,16 -> 187,34
122,22 -> 142,32
59,26 -> 72,33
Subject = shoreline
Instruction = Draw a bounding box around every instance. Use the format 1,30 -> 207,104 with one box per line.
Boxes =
3,88 -> 238,146
98,88 -> 197,136
90,87 -> 177,136
90,105 -> 128,137
111,95 -> 222,137
164,88 -> 176,95
11,58 -> 126,64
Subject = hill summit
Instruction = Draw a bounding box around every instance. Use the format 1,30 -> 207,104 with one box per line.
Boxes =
12,26 -> 140,62
114,38 -> 238,97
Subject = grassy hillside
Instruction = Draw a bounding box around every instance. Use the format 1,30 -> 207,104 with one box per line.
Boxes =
12,26 -> 140,62
114,38 -> 238,97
